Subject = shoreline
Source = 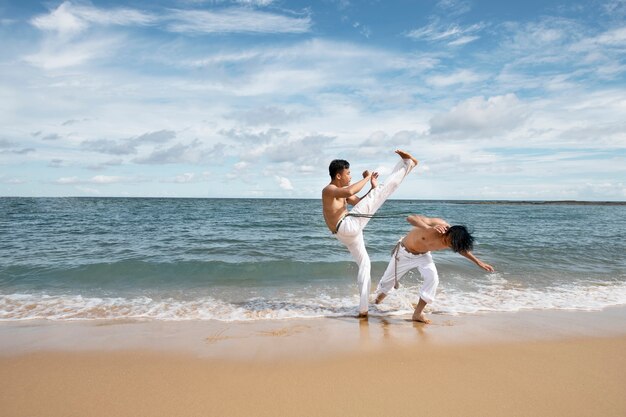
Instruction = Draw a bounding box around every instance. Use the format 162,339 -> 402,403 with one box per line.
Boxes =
1,306 -> 625,359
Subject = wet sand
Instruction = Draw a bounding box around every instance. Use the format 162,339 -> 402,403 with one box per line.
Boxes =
1,308 -> 626,417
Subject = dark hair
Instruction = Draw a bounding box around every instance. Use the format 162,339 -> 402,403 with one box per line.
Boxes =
329,159 -> 350,179
445,225 -> 474,253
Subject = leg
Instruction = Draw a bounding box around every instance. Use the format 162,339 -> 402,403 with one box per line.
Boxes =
417,256 -> 439,305
412,298 -> 431,323
350,153 -> 416,223
375,246 -> 422,303
337,232 -> 371,316
412,254 -> 439,323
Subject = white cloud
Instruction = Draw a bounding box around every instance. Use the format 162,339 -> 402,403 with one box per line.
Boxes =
55,176 -> 80,184
448,35 -> 480,46
499,17 -> 586,67
573,26 -> 626,50
75,186 -> 101,195
361,130 -> 419,147
474,180 -> 626,201
162,171 -> 212,184
430,94 -> 527,136
407,20 -> 484,46
235,0 -> 276,5
492,18 -> 626,86
276,176 -> 294,190
227,106 -> 304,126
42,133 -> 61,141
134,140 -> 202,164
80,131 -> 177,156
241,134 -> 334,164
135,130 -> 177,144
91,175 -> 126,184
0,148 -> 36,155
31,2 -> 155,38
436,0 -> 472,16
425,69 -> 485,87
173,173 -> 196,183
55,175 -> 131,184
66,4 -> 156,27
82,138 -> 138,155
220,128 -> 289,144
24,33 -> 124,69
31,1 -> 308,38
166,8 -> 311,34
31,2 -> 89,38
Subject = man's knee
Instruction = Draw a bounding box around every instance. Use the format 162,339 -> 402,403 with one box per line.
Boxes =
422,265 -> 439,287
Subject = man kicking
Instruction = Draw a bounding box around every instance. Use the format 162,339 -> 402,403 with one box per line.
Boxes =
374,214 -> 494,323
322,150 -> 417,318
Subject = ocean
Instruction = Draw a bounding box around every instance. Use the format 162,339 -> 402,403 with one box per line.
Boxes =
1,197 -> 625,321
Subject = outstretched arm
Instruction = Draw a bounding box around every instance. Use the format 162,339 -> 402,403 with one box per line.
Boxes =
323,174 -> 372,200
347,171 -> 379,205
460,251 -> 495,272
407,215 -> 450,232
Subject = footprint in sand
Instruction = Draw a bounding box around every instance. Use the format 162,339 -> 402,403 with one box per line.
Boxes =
205,327 -> 231,345
402,319 -> 455,326
258,325 -> 309,337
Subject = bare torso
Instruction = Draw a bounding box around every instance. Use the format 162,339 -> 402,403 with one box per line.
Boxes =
322,185 -> 349,232
402,227 -> 449,253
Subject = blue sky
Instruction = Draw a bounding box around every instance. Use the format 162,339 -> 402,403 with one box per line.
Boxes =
0,0 -> 625,200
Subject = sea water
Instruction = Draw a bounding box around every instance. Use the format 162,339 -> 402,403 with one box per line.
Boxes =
1,198 -> 625,321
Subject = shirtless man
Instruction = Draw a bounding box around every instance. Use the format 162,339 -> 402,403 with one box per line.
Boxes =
322,150 -> 417,317
374,215 -> 494,323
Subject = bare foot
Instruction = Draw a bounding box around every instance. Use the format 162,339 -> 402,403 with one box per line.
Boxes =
412,312 -> 431,324
395,149 -> 418,166
357,312 -> 369,319
374,293 -> 386,304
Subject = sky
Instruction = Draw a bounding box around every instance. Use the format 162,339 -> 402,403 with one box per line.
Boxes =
0,0 -> 625,200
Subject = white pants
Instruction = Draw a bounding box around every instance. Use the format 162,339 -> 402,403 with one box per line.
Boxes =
375,245 -> 439,304
335,158 -> 415,314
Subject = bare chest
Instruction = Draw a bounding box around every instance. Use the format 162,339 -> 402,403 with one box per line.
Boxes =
404,229 -> 447,252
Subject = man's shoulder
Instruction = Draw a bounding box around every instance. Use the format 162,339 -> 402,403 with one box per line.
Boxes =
322,183 -> 338,194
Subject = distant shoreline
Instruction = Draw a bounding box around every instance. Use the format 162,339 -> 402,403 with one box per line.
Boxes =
448,200 -> 626,206
1,196 -> 625,205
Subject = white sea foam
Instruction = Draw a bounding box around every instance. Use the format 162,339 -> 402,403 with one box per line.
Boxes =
1,280 -> 626,321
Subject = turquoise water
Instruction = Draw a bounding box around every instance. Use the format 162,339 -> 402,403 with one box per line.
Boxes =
1,198 -> 625,321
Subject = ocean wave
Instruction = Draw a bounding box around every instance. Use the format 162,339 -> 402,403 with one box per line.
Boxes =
2,279 -> 626,321
0,260 -> 358,288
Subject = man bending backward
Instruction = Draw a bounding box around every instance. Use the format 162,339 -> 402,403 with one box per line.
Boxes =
375,214 -> 494,323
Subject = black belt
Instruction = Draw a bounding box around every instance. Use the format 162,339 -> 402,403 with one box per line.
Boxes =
332,216 -> 345,234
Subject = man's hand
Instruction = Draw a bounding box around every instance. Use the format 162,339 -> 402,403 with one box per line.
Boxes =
433,224 -> 449,234
362,170 -> 371,178
370,172 -> 379,188
478,262 -> 495,272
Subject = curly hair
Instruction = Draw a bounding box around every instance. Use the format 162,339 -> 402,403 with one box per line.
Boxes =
445,225 -> 474,253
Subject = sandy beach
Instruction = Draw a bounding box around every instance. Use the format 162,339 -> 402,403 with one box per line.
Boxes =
2,308 -> 626,417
